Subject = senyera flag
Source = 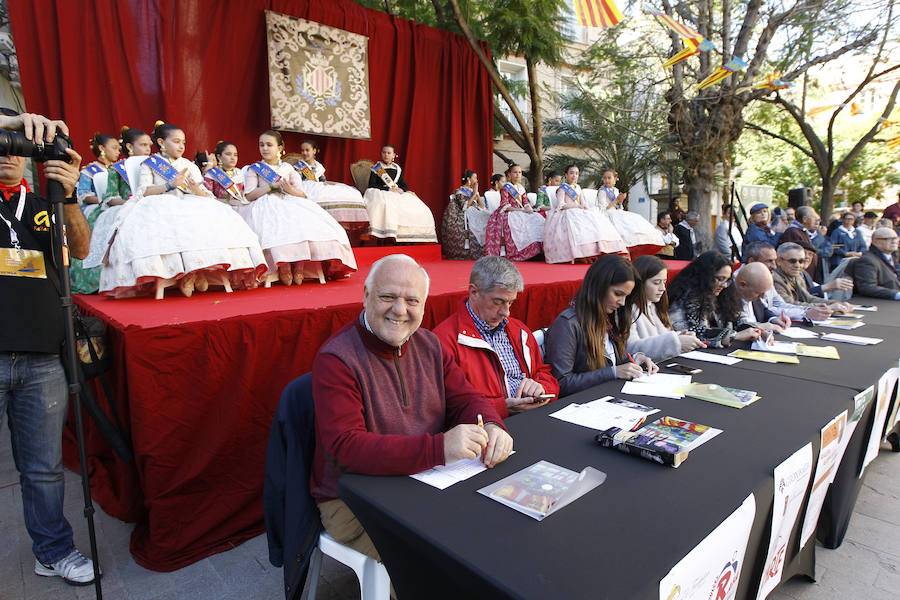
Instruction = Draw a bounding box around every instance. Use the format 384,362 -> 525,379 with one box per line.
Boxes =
573,0 -> 624,28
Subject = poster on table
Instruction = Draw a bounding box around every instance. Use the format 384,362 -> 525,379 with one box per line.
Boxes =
834,385 -> 874,480
756,443 -> 813,600
799,411 -> 848,548
265,11 -> 372,139
863,368 -> 899,472
658,494 -> 756,600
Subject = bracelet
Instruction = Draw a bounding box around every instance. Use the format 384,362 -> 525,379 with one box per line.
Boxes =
63,195 -> 78,205
165,182 -> 175,192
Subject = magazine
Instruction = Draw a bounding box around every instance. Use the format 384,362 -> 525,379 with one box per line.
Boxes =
684,383 -> 760,409
595,416 -> 722,467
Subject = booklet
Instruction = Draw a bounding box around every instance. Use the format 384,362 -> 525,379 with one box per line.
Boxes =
478,460 -> 606,521
778,327 -> 819,340
595,416 -> 722,467
814,318 -> 864,330
820,332 -> 883,345
549,396 -> 659,432
750,338 -> 798,354
680,350 -> 742,365
728,349 -> 800,364
684,383 -> 760,409
411,451 -> 517,489
794,344 -> 840,359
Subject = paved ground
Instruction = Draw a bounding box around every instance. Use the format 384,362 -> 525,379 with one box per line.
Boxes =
1,423 -> 897,599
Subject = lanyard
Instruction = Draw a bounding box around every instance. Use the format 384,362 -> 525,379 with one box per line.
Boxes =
0,185 -> 28,249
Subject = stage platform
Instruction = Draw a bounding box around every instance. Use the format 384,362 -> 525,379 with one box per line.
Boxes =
68,245 -> 614,571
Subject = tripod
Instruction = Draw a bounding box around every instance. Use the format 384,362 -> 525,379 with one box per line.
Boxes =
48,178 -> 103,599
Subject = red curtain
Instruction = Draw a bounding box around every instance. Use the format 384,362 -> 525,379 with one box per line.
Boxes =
7,0 -> 494,222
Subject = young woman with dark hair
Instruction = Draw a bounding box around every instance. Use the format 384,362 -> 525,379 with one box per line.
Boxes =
667,251 -> 762,347
240,130 -> 357,287
626,255 -> 704,360
75,132 -> 119,215
442,169 -> 489,259
544,254 -> 658,397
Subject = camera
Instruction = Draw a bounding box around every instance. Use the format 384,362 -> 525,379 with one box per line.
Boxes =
0,129 -> 73,163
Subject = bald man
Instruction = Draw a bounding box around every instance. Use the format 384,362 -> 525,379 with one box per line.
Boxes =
734,262 -> 790,333
310,254 -> 513,560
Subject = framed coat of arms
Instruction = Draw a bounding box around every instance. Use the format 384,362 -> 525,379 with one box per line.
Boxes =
265,11 -> 371,139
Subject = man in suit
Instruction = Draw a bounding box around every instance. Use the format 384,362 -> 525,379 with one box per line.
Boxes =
851,227 -> 900,300
674,211 -> 701,260
733,262 -> 790,334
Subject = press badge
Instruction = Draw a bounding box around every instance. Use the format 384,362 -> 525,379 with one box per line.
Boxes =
0,247 -> 48,278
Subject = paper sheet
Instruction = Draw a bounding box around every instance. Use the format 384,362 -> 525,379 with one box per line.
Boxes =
621,381 -> 684,399
757,443 -> 813,600
799,411 -> 849,548
814,318 -> 864,330
680,350 -> 742,365
862,369 -> 900,474
410,458 -> 489,490
632,372 -> 692,388
849,304 -> 877,311
794,344 -> 840,359
820,333 -> 883,345
659,494 -> 756,600
751,339 -> 798,354
778,328 -> 819,339
549,400 -> 659,432
728,350 -> 800,364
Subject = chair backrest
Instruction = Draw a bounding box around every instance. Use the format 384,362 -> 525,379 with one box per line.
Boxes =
545,185 -> 560,209
825,257 -> 856,301
484,190 -> 501,212
532,327 -> 548,358
582,188 -> 598,209
92,171 -> 108,201
526,192 -> 537,207
350,159 -> 374,193
124,156 -> 147,196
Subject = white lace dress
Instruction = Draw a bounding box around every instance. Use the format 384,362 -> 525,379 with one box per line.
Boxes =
296,160 -> 369,226
598,186 -> 664,249
239,161 -> 357,279
99,155 -> 267,297
543,184 -> 627,263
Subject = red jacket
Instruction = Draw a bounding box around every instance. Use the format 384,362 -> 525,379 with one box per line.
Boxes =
433,300 -> 559,418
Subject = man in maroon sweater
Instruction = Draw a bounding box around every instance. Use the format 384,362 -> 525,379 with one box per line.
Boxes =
310,254 -> 513,560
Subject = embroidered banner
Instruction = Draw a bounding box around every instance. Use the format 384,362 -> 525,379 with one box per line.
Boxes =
265,11 -> 371,140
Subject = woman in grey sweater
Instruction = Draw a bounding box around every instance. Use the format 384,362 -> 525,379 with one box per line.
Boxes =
627,255 -> 705,361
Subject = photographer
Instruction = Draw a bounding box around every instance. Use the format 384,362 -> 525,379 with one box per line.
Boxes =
0,110 -> 95,585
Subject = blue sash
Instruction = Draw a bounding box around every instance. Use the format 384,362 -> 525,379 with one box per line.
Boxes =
85,163 -> 104,176
603,187 -> 617,203
251,161 -> 281,185
559,182 -> 578,200
502,182 -> 521,202
456,186 -> 473,198
295,160 -> 318,181
110,160 -> 128,187
371,162 -> 397,189
206,167 -> 241,201
145,154 -> 179,182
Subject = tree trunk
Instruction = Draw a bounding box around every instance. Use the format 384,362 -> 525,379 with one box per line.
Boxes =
525,57 -> 543,190
820,179 -> 835,222
684,162 -> 715,250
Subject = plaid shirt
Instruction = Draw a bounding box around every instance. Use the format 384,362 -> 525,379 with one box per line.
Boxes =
466,301 -> 524,398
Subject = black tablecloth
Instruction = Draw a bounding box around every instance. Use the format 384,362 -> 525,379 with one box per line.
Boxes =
341,369 -> 874,600
846,296 -> 900,327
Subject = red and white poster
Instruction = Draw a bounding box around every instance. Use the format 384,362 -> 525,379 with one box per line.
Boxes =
757,443 -> 813,600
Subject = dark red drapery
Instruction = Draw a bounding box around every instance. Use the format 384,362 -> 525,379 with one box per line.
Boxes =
7,0 -> 494,222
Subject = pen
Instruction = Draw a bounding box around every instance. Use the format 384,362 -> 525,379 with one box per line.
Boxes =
626,353 -> 636,364
477,413 -> 484,428
630,416 -> 647,432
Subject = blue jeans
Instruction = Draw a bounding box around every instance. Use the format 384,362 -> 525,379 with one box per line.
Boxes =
0,352 -> 75,563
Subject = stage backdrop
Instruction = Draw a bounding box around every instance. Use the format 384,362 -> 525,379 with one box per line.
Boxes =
8,0 -> 493,226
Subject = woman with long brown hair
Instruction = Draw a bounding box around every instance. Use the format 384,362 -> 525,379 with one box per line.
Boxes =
545,254 -> 657,397
627,255 -> 704,361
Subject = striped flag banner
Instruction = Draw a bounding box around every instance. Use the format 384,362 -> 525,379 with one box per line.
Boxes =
887,135 -> 900,150
878,119 -> 900,131
661,37 -> 715,68
697,67 -> 732,90
573,0 -> 624,28
807,105 -> 837,118
647,10 -> 702,39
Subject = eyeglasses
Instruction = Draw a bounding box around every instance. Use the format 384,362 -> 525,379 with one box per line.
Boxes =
781,257 -> 806,264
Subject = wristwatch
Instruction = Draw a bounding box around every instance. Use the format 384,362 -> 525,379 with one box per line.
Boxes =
63,194 -> 78,205
165,182 -> 175,192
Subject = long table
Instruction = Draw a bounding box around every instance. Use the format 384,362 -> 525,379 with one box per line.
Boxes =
339,300 -> 899,599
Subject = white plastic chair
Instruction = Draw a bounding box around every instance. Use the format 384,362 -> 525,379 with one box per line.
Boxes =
484,190 -> 501,212
91,171 -> 108,202
545,185 -> 560,209
526,192 -> 537,207
532,327 -> 548,359
305,531 -> 391,600
581,188 -> 599,209
124,156 -> 147,195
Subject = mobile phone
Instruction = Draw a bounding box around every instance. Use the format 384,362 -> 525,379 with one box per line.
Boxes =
665,362 -> 702,375
534,393 -> 555,400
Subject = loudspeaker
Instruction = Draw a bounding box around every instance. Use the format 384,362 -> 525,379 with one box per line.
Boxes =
788,187 -> 812,209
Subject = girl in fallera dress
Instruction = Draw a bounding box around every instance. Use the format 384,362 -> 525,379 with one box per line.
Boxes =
295,139 -> 369,231
491,173 -> 506,191
364,144 -> 437,243
484,164 -> 544,260
203,140 -> 245,206
598,168 -> 664,255
240,130 -> 356,286
534,170 -> 560,216
544,164 -> 627,264
75,132 -> 120,219
69,133 -> 121,293
99,121 -> 266,298
442,169 -> 488,260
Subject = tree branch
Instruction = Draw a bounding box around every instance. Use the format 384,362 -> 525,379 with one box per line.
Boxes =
492,102 -> 527,150
831,79 -> 900,186
744,122 -> 814,158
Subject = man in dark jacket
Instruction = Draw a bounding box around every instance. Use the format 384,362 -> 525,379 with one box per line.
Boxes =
674,211 -> 701,260
850,228 -> 900,299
